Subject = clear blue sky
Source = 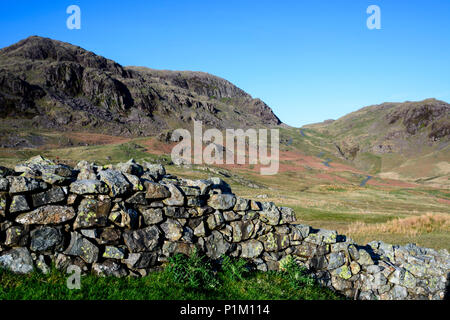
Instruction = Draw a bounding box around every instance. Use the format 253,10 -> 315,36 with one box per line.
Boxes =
1,0 -> 449,127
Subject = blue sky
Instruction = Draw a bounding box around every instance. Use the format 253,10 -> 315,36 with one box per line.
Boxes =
1,0 -> 449,127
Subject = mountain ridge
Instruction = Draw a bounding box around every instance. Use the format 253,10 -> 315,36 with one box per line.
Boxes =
0,35 -> 281,138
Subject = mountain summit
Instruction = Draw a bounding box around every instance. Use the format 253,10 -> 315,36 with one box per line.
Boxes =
0,36 -> 281,136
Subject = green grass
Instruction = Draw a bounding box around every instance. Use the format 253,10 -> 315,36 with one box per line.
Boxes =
0,253 -> 342,300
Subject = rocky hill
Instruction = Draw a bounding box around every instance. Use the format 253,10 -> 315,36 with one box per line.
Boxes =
0,36 -> 281,139
303,99 -> 450,185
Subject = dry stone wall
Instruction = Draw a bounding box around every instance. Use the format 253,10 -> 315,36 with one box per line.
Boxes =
0,156 -> 449,300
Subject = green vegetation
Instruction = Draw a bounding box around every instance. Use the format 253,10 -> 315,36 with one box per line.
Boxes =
0,252 -> 342,300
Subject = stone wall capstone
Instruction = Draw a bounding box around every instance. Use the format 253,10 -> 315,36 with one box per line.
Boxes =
0,156 -> 449,300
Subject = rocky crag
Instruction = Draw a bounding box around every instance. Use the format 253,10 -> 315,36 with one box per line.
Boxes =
0,36 -> 280,145
0,156 -> 449,300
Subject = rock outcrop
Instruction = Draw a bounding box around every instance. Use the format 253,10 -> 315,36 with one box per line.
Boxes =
0,155 -> 449,300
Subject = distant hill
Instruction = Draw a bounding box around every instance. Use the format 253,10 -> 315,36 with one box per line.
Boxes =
0,36 -> 281,139
303,99 -> 450,186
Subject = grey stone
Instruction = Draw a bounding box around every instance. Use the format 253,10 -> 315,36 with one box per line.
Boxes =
30,226 -> 63,252
36,255 -> 50,274
115,159 -> 143,177
74,197 -> 111,229
392,285 -> 408,299
259,232 -> 290,252
240,240 -> 264,258
123,173 -> 144,191
160,219 -> 184,241
0,193 -> 7,217
8,176 -> 47,194
31,186 -> 66,207
5,226 -> 29,247
99,169 -> 132,197
231,220 -> 255,242
0,247 -> 34,274
145,182 -> 171,199
233,197 -> 249,211
279,207 -> 296,224
141,208 -> 164,225
183,179 -> 212,195
64,232 -> 99,264
70,179 -> 109,195
328,252 -> 346,269
0,178 -> 9,192
223,210 -> 240,221
205,230 -> 231,260
16,205 -> 76,225
123,226 -> 161,253
109,206 -> 139,229
123,252 -> 159,269
92,260 -> 128,277
162,183 -> 185,206
259,202 -> 281,225
142,162 -> 166,180
103,246 -> 126,259
164,206 -> 188,218
125,192 -> 147,205
207,193 -> 236,210
193,221 -> 206,237
10,195 -> 30,213
206,211 -> 225,230
357,249 -> 374,265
